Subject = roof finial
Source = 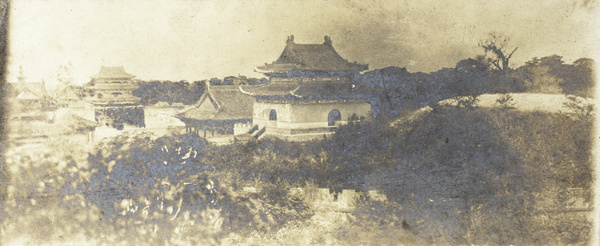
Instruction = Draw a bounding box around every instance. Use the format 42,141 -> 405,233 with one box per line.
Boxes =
324,35 -> 332,46
204,79 -> 211,91
41,79 -> 47,94
17,65 -> 26,83
287,35 -> 295,44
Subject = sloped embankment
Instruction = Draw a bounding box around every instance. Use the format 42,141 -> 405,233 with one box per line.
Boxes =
380,94 -> 594,244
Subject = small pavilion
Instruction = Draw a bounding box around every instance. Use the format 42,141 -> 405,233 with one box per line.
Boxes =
178,81 -> 254,140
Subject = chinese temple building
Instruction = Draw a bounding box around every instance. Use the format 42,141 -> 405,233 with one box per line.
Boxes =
237,35 -> 373,141
14,66 -> 47,105
10,66 -> 56,120
178,81 -> 254,144
84,66 -> 144,129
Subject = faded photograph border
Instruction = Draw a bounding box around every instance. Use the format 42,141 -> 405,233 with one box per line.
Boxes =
1,1 -> 599,245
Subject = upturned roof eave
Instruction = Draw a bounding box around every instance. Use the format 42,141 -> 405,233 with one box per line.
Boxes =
256,38 -> 368,74
91,76 -> 136,80
255,65 -> 368,75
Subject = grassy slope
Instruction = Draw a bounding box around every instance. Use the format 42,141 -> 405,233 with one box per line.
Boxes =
235,96 -> 594,245
376,101 -> 593,244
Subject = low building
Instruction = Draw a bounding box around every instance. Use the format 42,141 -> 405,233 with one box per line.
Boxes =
10,66 -> 58,119
9,109 -> 100,147
53,84 -> 84,108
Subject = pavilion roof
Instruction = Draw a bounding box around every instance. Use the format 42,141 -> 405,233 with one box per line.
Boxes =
256,36 -> 368,74
16,90 -> 42,100
91,66 -> 135,80
178,85 -> 254,121
239,83 -> 381,100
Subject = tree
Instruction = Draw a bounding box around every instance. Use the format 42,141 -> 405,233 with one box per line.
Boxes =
479,32 -> 518,71
523,65 -> 563,94
209,77 -> 222,86
561,58 -> 595,98
513,55 -> 594,95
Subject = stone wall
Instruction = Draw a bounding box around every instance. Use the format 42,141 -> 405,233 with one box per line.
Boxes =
251,100 -> 371,140
233,122 -> 254,135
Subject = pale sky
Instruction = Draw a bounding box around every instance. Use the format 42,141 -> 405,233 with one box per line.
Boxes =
6,0 -> 599,89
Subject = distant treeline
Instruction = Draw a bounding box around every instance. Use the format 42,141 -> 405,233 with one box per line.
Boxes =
132,81 -> 205,105
209,76 -> 268,86
133,77 -> 268,105
356,55 -> 595,117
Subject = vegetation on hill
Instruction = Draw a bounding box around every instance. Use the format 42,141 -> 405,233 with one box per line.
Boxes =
356,55 -> 595,118
383,105 -> 592,244
132,77 -> 267,106
3,97 -> 593,244
133,80 -> 205,106
2,35 -> 595,243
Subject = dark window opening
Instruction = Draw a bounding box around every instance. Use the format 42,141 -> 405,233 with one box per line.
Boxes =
269,109 -> 277,121
328,109 -> 341,126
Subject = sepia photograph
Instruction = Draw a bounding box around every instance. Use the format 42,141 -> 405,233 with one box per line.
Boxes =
0,0 -> 598,245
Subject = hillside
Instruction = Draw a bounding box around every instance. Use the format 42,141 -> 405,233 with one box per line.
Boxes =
374,95 -> 594,244
392,93 -> 594,127
4,90 -> 594,245
438,93 -> 594,114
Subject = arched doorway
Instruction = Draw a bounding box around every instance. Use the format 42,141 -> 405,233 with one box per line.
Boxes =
328,109 -> 341,126
269,109 -> 277,121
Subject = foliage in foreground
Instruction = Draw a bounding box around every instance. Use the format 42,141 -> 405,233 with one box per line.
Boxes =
2,101 -> 594,245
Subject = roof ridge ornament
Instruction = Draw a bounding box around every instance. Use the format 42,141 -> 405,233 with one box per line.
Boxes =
290,85 -> 302,98
286,35 -> 295,44
324,35 -> 332,46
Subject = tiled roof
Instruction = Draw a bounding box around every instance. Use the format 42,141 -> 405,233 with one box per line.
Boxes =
178,85 -> 254,121
55,111 -> 102,130
239,83 -> 381,100
54,85 -> 81,100
85,94 -> 141,105
239,83 -> 298,97
16,90 -> 41,100
256,36 -> 368,73
87,81 -> 138,90
91,66 -> 135,79
14,82 -> 46,99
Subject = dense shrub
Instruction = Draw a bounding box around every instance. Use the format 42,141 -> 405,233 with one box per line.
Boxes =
94,105 -> 145,128
133,81 -> 205,105
356,56 -> 594,118
3,52 -> 595,243
379,106 -> 593,244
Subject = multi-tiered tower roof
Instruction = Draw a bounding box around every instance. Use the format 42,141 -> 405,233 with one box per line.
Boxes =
243,35 -> 370,100
86,66 -> 139,105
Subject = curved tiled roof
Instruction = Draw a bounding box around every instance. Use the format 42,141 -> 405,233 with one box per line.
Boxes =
91,66 -> 135,79
239,83 -> 381,100
16,90 -> 41,100
256,36 -> 368,73
178,85 -> 255,121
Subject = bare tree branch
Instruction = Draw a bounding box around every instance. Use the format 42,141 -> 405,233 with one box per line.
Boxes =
507,47 -> 518,59
479,33 -> 518,71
